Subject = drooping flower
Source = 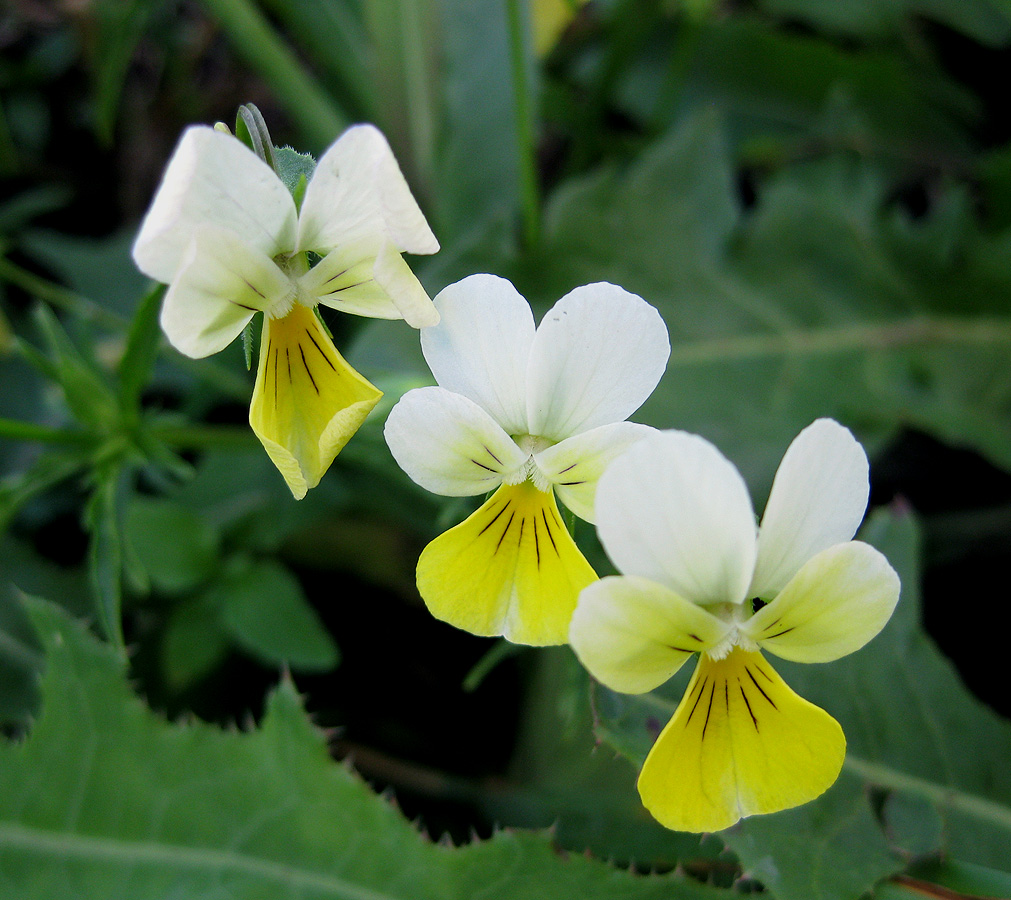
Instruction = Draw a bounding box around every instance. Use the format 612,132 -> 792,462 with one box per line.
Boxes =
132,123 -> 439,498
384,274 -> 670,645
569,419 -> 900,832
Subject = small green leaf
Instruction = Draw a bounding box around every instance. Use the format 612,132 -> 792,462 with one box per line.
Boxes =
234,103 -> 276,168
117,284 -> 165,414
83,466 -> 128,649
214,559 -> 338,671
125,496 -> 221,595
161,598 -> 230,692
273,145 -> 316,201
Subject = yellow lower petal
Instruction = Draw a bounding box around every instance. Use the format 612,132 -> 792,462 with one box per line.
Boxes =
249,304 -> 382,499
637,647 -> 845,833
416,481 -> 596,645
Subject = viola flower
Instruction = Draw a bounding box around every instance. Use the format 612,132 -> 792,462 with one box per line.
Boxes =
569,420 -> 900,832
132,123 -> 439,498
385,275 -> 670,645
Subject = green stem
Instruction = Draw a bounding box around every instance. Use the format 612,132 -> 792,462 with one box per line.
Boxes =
666,316 -> 1011,366
148,423 -> 258,450
0,256 -> 124,328
198,0 -> 347,151
506,0 -> 540,248
842,755 -> 1011,834
0,417 -> 94,447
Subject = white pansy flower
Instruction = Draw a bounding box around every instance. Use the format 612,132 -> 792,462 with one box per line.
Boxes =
569,419 -> 901,832
132,123 -> 439,498
385,274 -> 670,645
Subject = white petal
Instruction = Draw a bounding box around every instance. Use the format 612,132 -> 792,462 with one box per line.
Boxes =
384,387 -> 528,496
420,275 -> 535,435
372,240 -> 439,327
160,226 -> 292,358
133,126 -> 297,284
525,283 -> 669,440
596,430 -> 757,605
297,124 -> 438,257
534,421 -> 655,523
750,419 -> 870,599
570,575 -> 731,694
741,542 -> 900,663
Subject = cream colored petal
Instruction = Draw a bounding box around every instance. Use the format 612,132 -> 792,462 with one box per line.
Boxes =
569,575 -> 730,694
742,541 -> 900,664
421,274 -> 535,435
160,226 -> 292,358
534,421 -> 654,523
525,283 -> 669,440
297,124 -> 438,256
596,430 -> 757,606
638,649 -> 845,833
249,304 -> 382,499
133,126 -> 297,284
416,481 -> 596,645
384,387 -> 528,496
750,418 -> 869,599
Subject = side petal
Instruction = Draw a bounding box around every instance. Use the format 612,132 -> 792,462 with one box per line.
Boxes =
534,421 -> 655,523
638,649 -> 845,833
297,124 -> 438,257
133,126 -> 297,284
596,430 -> 757,606
160,225 -> 292,358
750,418 -> 869,599
525,283 -> 669,440
421,275 -> 535,435
384,387 -> 528,496
416,481 -> 597,646
301,240 -> 438,328
569,575 -> 731,694
249,304 -> 382,499
741,541 -> 900,663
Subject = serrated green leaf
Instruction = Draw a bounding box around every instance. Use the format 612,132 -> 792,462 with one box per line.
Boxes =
125,496 -> 221,595
273,145 -> 316,201
214,559 -> 338,671
0,597 -> 737,900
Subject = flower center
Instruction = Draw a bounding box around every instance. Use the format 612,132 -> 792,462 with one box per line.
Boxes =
507,434 -> 555,492
705,601 -> 760,660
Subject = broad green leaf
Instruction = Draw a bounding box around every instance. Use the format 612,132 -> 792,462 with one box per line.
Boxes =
539,111 -> 1011,490
273,145 -> 316,202
214,559 -> 338,671
125,496 -> 221,595
757,0 -> 1011,46
0,597 -> 736,900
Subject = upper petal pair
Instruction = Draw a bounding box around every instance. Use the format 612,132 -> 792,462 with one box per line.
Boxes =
420,276 -> 669,441
596,420 -> 870,606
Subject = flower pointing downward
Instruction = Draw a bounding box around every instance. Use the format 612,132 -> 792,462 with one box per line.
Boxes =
569,420 -> 900,832
385,275 -> 670,645
132,123 -> 439,498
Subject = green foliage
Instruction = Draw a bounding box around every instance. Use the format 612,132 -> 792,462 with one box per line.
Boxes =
0,598 -> 733,900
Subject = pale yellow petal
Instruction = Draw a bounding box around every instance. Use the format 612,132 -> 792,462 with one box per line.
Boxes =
638,648 -> 845,833
249,304 -> 382,499
416,481 -> 596,645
